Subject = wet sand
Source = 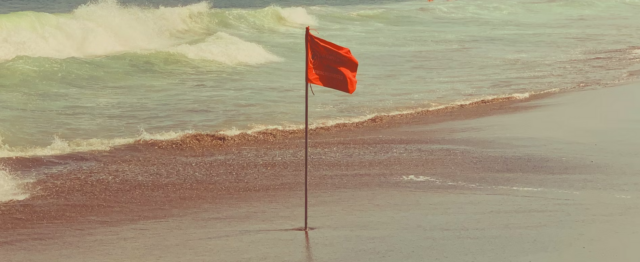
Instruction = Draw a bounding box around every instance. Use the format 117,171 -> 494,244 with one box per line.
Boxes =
1,83 -> 640,261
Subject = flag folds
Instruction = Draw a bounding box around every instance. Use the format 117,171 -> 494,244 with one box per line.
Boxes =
306,27 -> 359,94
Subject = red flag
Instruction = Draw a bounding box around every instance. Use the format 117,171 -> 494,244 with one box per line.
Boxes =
306,27 -> 359,94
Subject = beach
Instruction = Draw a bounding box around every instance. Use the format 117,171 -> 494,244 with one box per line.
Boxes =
2,0 -> 640,261
1,82 -> 639,261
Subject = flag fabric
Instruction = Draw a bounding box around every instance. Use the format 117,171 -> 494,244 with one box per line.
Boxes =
306,27 -> 359,94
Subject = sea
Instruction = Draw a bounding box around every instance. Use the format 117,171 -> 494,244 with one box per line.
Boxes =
1,0 -> 640,202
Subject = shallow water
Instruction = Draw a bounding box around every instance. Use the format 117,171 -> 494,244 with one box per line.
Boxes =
1,0 -> 640,157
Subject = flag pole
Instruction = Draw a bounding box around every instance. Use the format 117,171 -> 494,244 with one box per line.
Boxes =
304,27 -> 309,232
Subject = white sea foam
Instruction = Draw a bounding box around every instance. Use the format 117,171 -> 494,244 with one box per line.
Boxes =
402,175 -> 579,194
169,33 -> 282,64
402,175 -> 440,182
301,91 -> 539,130
350,9 -> 386,17
0,0 -> 313,64
277,7 -> 318,26
0,129 -> 192,158
615,195 -> 632,199
0,167 -> 29,202
0,0 -> 208,61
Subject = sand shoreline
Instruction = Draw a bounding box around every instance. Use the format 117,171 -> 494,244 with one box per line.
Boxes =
0,87 -> 556,233
1,83 -> 640,261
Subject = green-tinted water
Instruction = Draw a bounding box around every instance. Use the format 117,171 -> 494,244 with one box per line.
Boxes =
1,0 -> 640,157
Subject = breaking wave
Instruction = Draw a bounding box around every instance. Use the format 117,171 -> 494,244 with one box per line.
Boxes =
0,129 -> 191,158
0,0 -> 316,63
0,167 -> 29,202
168,32 -> 282,65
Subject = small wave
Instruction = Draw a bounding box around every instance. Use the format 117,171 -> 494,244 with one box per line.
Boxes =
168,32 -> 282,65
208,5 -> 316,30
402,175 -> 486,188
350,9 -> 386,18
402,175 -> 579,194
0,167 -> 29,202
277,7 -> 318,26
210,91 -> 543,137
402,175 -> 439,182
0,129 -> 191,158
615,195 -> 633,199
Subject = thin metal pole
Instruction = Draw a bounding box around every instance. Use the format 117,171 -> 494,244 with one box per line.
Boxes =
304,29 -> 309,232
305,83 -> 309,231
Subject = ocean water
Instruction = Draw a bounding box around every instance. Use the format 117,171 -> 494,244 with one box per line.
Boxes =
1,0 -> 640,158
